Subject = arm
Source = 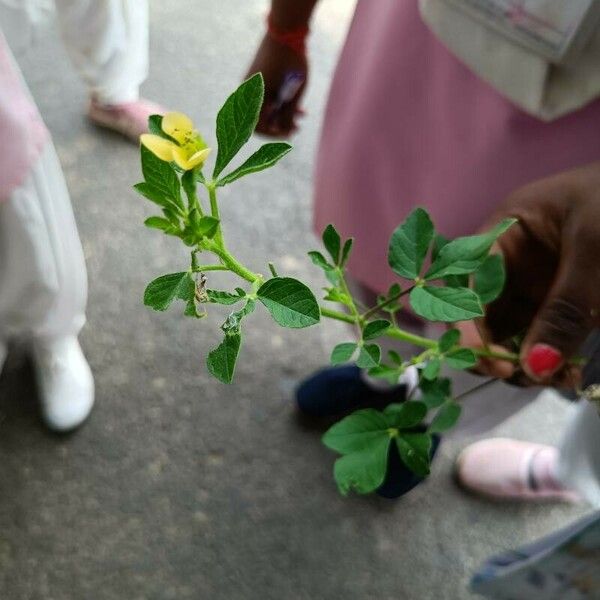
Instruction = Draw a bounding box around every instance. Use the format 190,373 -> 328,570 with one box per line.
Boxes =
246,0 -> 320,136
460,162 -> 600,389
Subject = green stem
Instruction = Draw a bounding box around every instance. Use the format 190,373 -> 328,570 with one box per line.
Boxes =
207,181 -> 224,246
184,168 -> 204,216
210,244 -> 262,284
319,306 -> 356,325
320,304 -> 519,362
362,286 -> 414,320
385,326 -> 437,349
191,265 -> 229,273
337,267 -> 363,339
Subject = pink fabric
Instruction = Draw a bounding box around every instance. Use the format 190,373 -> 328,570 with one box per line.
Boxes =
0,31 -> 48,202
314,0 -> 600,294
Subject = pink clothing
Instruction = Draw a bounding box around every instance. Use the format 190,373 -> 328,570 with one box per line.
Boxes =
0,31 -> 48,202
314,0 -> 600,294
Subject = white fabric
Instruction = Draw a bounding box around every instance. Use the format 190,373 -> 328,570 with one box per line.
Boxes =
0,0 -> 149,104
0,140 -> 87,340
556,401 -> 600,506
419,0 -> 600,120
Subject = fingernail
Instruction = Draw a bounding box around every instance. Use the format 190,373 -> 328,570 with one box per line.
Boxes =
526,344 -> 563,377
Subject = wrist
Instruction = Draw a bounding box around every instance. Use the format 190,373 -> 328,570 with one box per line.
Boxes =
266,12 -> 309,55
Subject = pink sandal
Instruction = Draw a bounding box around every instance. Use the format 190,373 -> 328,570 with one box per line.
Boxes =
87,97 -> 167,142
455,438 -> 581,502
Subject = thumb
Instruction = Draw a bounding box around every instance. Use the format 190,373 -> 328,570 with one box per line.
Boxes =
521,246 -> 596,381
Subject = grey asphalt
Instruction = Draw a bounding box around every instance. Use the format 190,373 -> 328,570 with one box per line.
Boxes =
0,1 -> 591,599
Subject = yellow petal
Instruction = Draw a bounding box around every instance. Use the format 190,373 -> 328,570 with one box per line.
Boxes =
162,112 -> 194,144
140,134 -> 176,163
172,147 -> 211,171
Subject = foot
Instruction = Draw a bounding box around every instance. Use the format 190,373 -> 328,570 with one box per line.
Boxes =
32,337 -> 94,432
455,438 -> 581,502
87,97 -> 166,142
295,365 -> 417,418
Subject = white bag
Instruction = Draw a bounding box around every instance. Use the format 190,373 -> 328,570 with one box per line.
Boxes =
420,0 -> 600,120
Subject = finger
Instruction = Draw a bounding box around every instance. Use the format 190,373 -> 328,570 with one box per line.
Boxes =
455,319 -> 516,379
521,235 -> 598,381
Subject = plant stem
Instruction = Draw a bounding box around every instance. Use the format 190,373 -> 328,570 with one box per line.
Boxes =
191,265 -> 229,273
207,181 -> 224,246
184,168 -> 204,216
362,286 -> 414,320
320,304 -> 519,362
337,267 -> 363,339
210,245 -> 262,284
319,306 -> 356,325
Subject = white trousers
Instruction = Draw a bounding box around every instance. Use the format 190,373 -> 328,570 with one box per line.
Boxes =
0,140 -> 87,341
351,279 -> 600,506
0,0 -> 149,104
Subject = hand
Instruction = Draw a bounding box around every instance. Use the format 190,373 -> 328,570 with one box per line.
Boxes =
245,34 -> 308,137
461,162 -> 600,388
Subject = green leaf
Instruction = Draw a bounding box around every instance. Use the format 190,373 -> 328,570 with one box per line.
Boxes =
410,286 -> 483,322
341,238 -> 354,267
206,289 -> 245,305
384,401 -> 427,429
396,433 -> 432,478
429,401 -> 462,433
144,272 -> 194,312
445,348 -> 477,370
222,300 -> 256,334
322,287 -> 351,306
194,215 -> 220,239
322,409 -> 389,454
213,73 -> 265,178
333,436 -> 391,495
148,114 -> 179,144
388,208 -> 435,279
144,216 -> 173,232
322,224 -> 341,265
216,142 -> 292,186
438,328 -> 460,353
425,219 -> 516,280
444,274 -> 470,288
419,377 -> 451,409
141,145 -> 181,206
308,251 -> 333,271
422,358 -> 441,381
181,169 -> 198,211
257,277 -> 320,328
134,182 -> 180,212
388,350 -> 403,365
331,342 -> 358,365
431,233 -> 449,262
363,319 -> 391,341
367,364 -> 402,386
206,333 -> 241,384
474,254 -> 506,304
356,344 -> 381,369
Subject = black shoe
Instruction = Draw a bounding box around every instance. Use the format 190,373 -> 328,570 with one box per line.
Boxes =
296,365 -> 407,418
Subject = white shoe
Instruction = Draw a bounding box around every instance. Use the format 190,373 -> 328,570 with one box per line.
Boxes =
32,336 -> 94,432
455,438 -> 581,503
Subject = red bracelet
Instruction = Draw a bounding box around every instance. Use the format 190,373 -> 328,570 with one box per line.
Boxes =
266,13 -> 309,55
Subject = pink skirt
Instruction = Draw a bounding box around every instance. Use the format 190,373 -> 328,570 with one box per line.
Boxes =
314,0 -> 600,294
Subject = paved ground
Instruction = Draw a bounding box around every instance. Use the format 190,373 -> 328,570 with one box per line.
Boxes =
0,2 -> 592,599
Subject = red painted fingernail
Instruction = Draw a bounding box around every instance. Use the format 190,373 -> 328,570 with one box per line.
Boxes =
526,344 -> 563,377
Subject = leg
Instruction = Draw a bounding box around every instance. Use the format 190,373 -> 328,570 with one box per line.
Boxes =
54,0 -> 165,140
54,0 -> 149,104
0,140 -> 94,431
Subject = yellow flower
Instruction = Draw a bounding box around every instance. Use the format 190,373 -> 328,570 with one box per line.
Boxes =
140,112 -> 211,171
